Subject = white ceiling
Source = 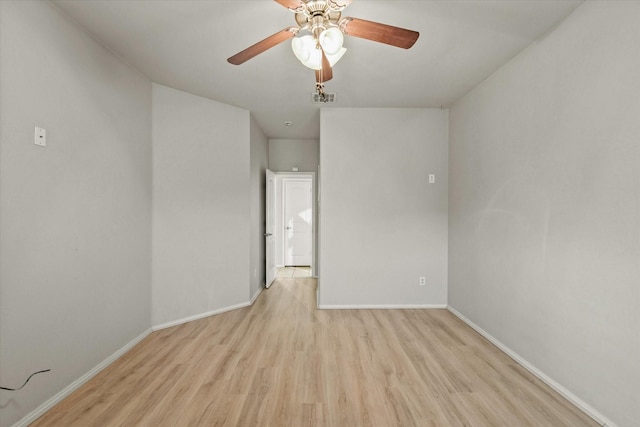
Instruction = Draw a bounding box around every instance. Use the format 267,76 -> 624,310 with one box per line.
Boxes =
52,0 -> 582,139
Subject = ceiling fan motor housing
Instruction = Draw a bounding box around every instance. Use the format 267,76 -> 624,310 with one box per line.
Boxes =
294,0 -> 343,37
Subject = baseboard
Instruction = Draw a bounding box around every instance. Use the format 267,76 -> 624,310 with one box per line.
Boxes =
12,328 -> 152,427
318,304 -> 448,310
250,282 -> 265,304
14,290 -> 267,427
153,283 -> 269,332
446,306 -> 614,427
152,301 -> 251,331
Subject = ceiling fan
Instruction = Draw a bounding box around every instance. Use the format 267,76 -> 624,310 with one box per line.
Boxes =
227,0 -> 419,101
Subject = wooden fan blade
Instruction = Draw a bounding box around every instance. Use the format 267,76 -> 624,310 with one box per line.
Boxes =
273,0 -> 304,10
227,27 -> 298,65
315,49 -> 333,83
340,17 -> 419,49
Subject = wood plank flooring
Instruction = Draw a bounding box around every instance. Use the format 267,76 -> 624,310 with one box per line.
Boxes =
31,278 -> 598,426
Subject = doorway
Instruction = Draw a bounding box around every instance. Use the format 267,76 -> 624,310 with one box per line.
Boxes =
266,172 -> 316,287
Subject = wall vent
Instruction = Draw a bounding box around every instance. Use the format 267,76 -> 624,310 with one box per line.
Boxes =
312,92 -> 336,104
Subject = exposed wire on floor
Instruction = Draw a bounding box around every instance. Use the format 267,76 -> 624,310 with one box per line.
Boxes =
0,369 -> 51,391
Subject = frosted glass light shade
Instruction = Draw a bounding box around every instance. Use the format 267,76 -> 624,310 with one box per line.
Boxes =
292,35 -> 316,65
292,34 -> 346,71
326,47 -> 346,67
319,27 -> 344,55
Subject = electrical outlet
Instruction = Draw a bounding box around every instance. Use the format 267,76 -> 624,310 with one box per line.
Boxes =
35,126 -> 46,147
419,277 -> 426,286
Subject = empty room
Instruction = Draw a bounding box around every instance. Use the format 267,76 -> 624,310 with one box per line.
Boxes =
0,1 -> 638,426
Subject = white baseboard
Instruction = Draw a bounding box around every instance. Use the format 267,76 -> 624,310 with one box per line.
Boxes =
12,328 -> 152,427
318,304 -> 448,310
152,301 -> 251,331
250,283 -> 265,304
13,290 -> 268,427
446,306 -> 614,427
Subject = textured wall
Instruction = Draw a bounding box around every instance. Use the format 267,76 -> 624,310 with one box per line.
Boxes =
250,116 -> 269,298
268,139 -> 319,173
152,84 -> 250,326
0,2 -> 152,425
449,2 -> 640,425
319,108 -> 449,307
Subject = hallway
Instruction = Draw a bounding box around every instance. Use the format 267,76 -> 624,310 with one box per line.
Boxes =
276,266 -> 311,278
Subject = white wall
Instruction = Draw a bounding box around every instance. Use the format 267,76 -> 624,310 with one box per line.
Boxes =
448,2 -> 640,426
268,138 -> 319,173
152,84 -> 250,326
319,108 -> 449,307
250,116 -> 268,298
0,2 -> 152,426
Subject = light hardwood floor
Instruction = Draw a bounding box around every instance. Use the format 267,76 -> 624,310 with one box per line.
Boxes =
276,266 -> 312,278
32,278 -> 598,426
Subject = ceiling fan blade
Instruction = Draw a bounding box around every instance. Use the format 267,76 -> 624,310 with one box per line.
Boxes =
315,49 -> 333,83
340,17 -> 419,49
273,0 -> 304,10
227,27 -> 298,65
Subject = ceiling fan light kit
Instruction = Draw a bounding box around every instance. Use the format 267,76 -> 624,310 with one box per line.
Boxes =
228,0 -> 419,98
318,27 -> 344,55
292,35 -> 346,70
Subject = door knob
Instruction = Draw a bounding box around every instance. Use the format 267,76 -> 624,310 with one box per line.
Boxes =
264,233 -> 272,237
285,226 -> 292,230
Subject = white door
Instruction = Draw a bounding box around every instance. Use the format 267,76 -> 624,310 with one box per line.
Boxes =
284,179 -> 312,266
265,170 -> 277,288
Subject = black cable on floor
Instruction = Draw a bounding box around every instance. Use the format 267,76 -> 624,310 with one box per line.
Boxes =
1,369 -> 51,391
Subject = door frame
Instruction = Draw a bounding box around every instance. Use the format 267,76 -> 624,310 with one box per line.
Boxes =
283,177 -> 313,268
265,169 -> 277,288
272,172 -> 316,277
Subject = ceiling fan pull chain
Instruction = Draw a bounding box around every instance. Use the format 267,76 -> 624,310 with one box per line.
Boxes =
315,83 -> 327,103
